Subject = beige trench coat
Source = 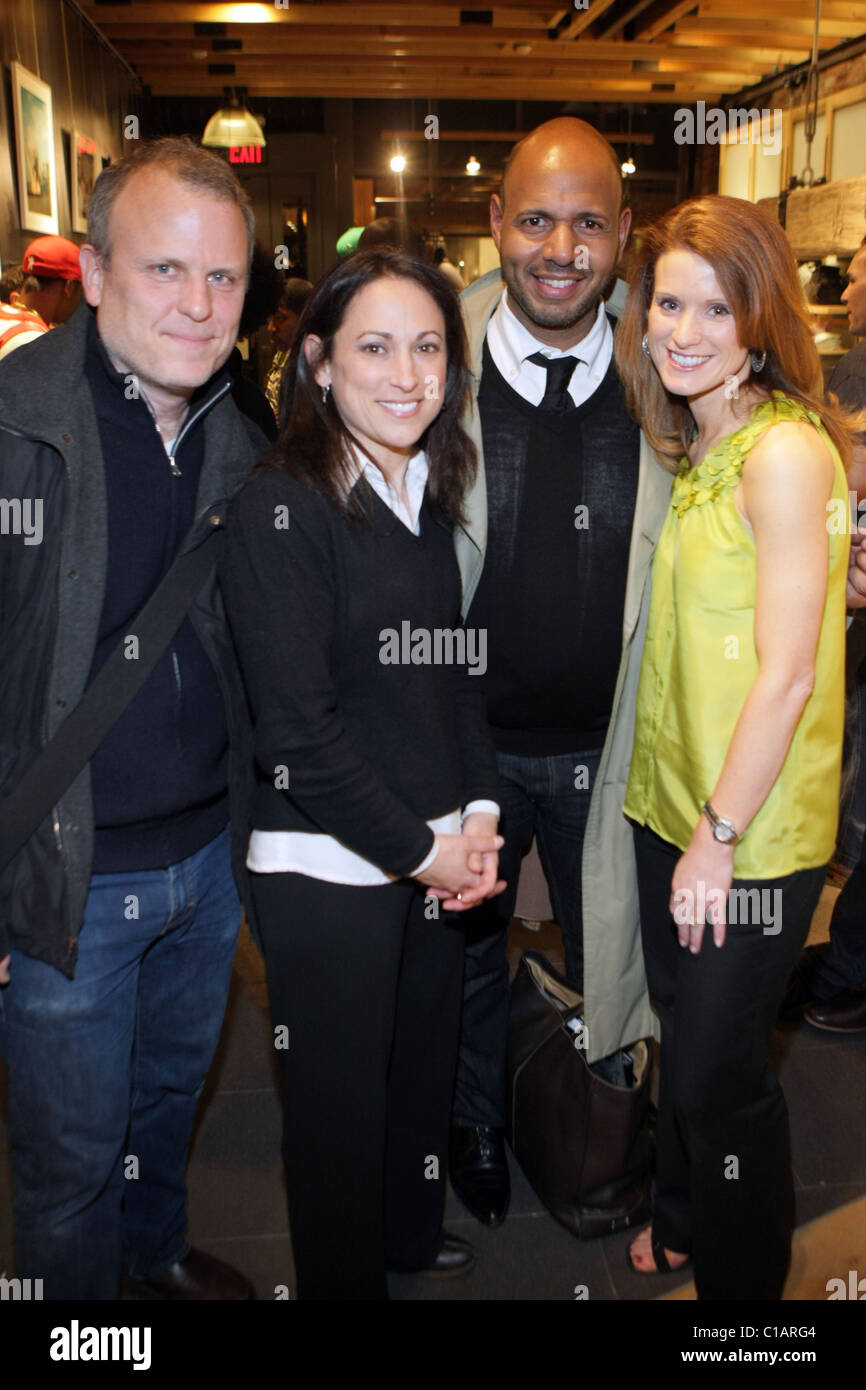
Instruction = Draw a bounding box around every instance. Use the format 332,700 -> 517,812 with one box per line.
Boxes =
453,270 -> 672,1061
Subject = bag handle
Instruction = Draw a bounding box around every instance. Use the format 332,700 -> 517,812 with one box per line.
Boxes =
0,524 -> 224,874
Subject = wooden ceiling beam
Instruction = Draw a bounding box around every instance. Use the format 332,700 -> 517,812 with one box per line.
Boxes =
131,54 -> 639,74
78,23 -> 594,44
130,60 -> 696,88
379,129 -> 657,142
599,0 -> 658,39
674,15 -> 866,38
116,39 -> 772,73
133,62 -> 757,91
81,4 -> 561,30
553,0 -> 619,39
637,0 -> 707,42
78,23 -> 788,69
699,0 -> 866,17
142,79 -> 717,102
666,31 -> 810,57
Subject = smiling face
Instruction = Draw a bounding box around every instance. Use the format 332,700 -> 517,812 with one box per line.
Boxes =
78,165 -> 249,413
842,245 -> 866,338
646,249 -> 751,405
308,275 -> 446,477
490,120 -> 631,348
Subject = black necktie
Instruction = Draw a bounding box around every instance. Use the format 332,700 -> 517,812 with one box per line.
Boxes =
527,352 -> 579,413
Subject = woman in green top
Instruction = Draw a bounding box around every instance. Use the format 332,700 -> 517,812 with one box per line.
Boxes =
614,195 -> 858,1299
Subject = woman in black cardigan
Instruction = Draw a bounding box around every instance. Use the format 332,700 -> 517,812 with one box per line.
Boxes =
222,250 -> 504,1300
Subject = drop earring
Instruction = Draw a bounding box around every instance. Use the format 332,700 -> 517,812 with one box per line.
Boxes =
641,333 -> 651,358
751,350 -> 766,373
321,383 -> 330,404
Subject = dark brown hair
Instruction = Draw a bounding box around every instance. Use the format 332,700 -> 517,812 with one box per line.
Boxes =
259,248 -> 476,526
615,194 -> 857,469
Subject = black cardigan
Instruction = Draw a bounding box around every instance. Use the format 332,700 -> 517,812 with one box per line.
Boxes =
221,467 -> 500,878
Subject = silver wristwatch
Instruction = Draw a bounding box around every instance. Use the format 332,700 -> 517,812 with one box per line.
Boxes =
702,800 -> 740,845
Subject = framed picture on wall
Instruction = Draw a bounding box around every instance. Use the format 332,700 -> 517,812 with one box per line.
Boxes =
72,132 -> 99,234
11,62 -> 59,234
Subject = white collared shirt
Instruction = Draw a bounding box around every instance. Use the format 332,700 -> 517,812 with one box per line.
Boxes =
359,447 -> 429,535
486,291 -> 613,409
248,447 -> 499,883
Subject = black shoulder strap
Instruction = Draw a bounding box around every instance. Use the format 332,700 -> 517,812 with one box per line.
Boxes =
0,524 -> 224,874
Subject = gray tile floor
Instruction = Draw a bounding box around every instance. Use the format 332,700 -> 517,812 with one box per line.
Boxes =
2,912 -> 865,1301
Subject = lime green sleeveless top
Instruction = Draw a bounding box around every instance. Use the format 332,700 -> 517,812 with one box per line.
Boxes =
624,393 -> 848,877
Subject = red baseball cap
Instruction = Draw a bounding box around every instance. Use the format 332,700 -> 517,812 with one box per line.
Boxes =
22,236 -> 82,282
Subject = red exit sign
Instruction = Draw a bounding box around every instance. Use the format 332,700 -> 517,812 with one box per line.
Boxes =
229,145 -> 265,164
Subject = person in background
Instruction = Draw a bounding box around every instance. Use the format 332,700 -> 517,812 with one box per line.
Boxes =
264,276 -> 313,419
221,248 -> 505,1299
358,216 -> 412,253
336,226 -> 364,258
616,194 -> 856,1297
787,233 -> 866,1033
0,263 -> 48,358
228,243 -> 286,443
1,264 -> 24,302
17,236 -> 82,325
434,246 -> 466,294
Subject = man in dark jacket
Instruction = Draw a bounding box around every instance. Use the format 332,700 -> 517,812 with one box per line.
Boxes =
786,236 -> 866,1031
0,137 -> 264,1300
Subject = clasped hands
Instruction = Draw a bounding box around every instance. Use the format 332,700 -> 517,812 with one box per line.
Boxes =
413,811 -> 506,913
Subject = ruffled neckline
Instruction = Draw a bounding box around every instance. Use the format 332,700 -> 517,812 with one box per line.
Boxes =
671,392 -> 822,517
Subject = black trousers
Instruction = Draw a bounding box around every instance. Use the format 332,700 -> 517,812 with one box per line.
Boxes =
251,871 -> 464,1300
633,825 -> 826,1300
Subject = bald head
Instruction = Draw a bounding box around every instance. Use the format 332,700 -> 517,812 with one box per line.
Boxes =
490,116 -> 631,348
499,118 -> 624,213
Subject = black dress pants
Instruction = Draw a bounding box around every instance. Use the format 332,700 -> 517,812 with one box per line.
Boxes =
633,825 -> 826,1300
251,871 -> 464,1300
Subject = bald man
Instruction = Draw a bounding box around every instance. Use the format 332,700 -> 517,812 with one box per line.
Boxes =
449,118 -> 672,1227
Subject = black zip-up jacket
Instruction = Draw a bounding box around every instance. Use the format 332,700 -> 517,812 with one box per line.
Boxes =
0,302 -> 265,975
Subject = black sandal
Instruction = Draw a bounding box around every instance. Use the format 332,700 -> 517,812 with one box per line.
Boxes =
626,1226 -> 692,1275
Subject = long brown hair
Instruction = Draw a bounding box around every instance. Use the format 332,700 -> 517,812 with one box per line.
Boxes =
259,248 -> 476,525
615,195 -> 856,470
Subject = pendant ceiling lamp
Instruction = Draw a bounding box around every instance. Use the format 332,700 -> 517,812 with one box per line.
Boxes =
202,88 -> 265,148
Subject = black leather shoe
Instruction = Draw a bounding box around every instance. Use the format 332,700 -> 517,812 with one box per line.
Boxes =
449,1123 -> 510,1226
804,984 -> 866,1033
426,1232 -> 476,1277
127,1247 -> 256,1300
387,1230 -> 476,1277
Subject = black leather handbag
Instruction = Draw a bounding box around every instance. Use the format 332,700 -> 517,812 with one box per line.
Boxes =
506,949 -> 653,1239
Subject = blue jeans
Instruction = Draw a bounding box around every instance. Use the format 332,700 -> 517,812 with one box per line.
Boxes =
0,825 -> 240,1300
454,747 -> 602,1129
